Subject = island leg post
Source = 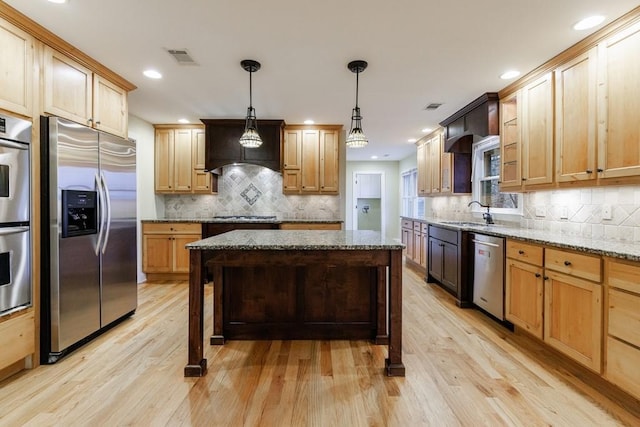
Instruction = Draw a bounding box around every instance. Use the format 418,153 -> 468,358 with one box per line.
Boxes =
375,266 -> 389,344
184,249 -> 207,377
385,248 -> 405,376
210,264 -> 224,345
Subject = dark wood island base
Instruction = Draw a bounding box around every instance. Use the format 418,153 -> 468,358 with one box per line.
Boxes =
184,230 -> 405,377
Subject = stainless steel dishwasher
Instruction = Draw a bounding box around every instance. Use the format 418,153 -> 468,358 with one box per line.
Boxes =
471,233 -> 505,320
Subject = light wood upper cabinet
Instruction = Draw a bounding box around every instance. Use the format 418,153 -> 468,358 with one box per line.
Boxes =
521,72 -> 554,187
0,19 -> 33,117
44,46 -> 128,138
597,21 -> 640,180
429,133 -> 442,194
555,48 -> 598,183
93,75 -> 127,138
283,125 -> 341,194
155,126 -> 215,194
319,129 -> 339,193
416,141 -> 428,196
44,46 -> 92,125
499,92 -> 522,190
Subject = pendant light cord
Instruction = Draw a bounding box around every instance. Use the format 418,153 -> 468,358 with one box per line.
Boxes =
354,71 -> 359,108
249,70 -> 253,109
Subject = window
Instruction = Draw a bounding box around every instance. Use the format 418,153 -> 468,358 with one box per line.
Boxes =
471,136 -> 522,216
401,168 -> 424,218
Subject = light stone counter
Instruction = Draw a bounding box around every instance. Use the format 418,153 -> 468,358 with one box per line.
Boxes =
419,218 -> 640,262
186,229 -> 403,251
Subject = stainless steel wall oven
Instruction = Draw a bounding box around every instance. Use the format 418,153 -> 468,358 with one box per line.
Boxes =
0,113 -> 32,316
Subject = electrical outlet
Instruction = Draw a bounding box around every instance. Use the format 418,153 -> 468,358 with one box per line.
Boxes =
560,207 -> 569,219
602,204 -> 612,220
535,207 -> 545,217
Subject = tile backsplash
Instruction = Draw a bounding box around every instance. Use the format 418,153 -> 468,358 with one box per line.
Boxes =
427,185 -> 640,242
164,164 -> 341,220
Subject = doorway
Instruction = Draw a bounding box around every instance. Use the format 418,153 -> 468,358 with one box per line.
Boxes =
353,172 -> 385,236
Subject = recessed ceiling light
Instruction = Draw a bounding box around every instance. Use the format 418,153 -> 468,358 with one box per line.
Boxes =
143,69 -> 162,79
574,15 -> 605,30
48,0 -> 67,3
371,155 -> 378,159
421,128 -> 433,134
303,119 -> 314,125
408,138 -> 417,143
178,118 -> 189,124
500,70 -> 521,80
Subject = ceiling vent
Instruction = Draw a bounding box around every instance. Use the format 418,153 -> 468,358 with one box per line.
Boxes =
424,103 -> 443,110
166,49 -> 198,65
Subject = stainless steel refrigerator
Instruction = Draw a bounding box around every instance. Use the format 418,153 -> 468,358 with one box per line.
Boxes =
40,116 -> 137,363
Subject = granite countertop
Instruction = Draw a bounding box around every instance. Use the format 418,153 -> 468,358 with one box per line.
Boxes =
186,230 -> 403,250
142,218 -> 343,224
404,216 -> 640,262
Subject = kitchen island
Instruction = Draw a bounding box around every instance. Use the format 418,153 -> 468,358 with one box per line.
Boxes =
184,230 -> 405,377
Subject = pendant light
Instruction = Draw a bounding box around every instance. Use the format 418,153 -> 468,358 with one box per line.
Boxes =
346,60 -> 368,148
239,59 -> 263,148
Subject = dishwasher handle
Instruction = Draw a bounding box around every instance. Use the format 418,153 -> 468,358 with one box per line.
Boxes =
472,239 -> 500,248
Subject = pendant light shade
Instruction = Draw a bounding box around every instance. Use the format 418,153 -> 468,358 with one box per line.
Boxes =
239,59 -> 263,148
346,60 -> 368,148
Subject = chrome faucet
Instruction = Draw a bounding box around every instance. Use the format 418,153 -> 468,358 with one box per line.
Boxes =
468,200 -> 494,225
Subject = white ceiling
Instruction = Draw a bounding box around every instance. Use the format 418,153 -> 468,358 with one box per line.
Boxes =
6,0 -> 639,161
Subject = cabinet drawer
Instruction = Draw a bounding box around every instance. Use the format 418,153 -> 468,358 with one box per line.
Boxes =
608,288 -> 640,347
545,248 -> 601,282
143,222 -> 201,234
421,223 -> 428,234
413,221 -> 422,232
606,258 -> 640,295
506,240 -> 543,266
401,219 -> 413,229
606,337 -> 640,400
428,225 -> 458,245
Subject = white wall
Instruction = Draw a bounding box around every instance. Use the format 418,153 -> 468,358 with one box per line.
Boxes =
345,161 -> 400,239
128,115 -> 163,283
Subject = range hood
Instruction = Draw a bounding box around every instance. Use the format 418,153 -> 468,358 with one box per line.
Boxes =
439,93 -> 499,153
201,119 -> 285,173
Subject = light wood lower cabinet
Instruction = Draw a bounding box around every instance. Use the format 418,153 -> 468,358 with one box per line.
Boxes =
0,311 -> 35,378
142,223 -> 201,277
604,258 -> 640,399
506,258 -> 544,339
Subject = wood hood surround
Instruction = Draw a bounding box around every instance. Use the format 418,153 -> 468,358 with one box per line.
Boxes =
439,92 -> 500,154
201,119 -> 285,173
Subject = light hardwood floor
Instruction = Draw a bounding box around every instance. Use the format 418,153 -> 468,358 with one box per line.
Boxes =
1,264 -> 639,426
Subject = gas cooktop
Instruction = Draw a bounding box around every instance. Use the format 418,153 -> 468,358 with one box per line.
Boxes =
213,215 -> 277,220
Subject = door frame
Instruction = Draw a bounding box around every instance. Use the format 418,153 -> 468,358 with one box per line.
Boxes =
352,171 -> 386,236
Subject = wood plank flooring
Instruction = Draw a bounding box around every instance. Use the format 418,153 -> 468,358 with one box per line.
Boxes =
1,264 -> 639,426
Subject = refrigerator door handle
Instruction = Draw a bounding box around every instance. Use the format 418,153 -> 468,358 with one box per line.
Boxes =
0,225 -> 29,235
95,172 -> 106,256
100,172 -> 112,254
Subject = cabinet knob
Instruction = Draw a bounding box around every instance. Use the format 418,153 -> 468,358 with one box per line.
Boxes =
518,250 -> 525,255
597,168 -> 603,172
586,169 -> 593,174
95,120 -> 101,125
87,118 -> 93,124
522,177 -> 527,181
321,186 -> 324,189
188,186 -> 190,189
564,260 -> 572,266
543,276 -> 549,281
535,273 -> 541,278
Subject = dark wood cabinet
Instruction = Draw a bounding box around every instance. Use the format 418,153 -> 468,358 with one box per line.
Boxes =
427,224 -> 472,307
201,119 -> 285,172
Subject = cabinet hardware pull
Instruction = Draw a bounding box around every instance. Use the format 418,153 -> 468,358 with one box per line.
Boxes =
564,260 -> 571,266
87,118 -> 93,123
535,273 -> 541,278
522,178 -> 527,181
586,169 -> 593,174
95,120 -> 101,125
518,250 -> 525,255
543,276 -> 549,280
597,168 -> 603,172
